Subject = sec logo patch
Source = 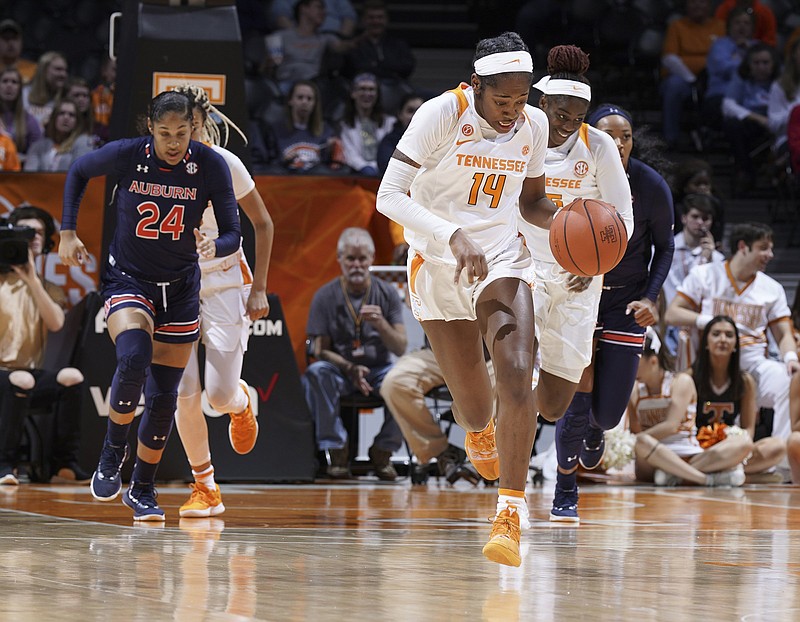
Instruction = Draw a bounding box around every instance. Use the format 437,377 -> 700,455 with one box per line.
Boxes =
574,161 -> 589,178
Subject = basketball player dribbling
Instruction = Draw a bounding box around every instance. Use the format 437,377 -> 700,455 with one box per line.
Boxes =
59,90 -> 241,521
550,103 -> 675,523
377,31 -> 556,567
515,46 -> 633,522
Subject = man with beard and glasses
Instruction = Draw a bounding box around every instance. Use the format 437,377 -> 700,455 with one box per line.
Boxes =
302,227 -> 407,480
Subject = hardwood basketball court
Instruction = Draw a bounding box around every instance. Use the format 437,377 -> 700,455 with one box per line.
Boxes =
2,477 -> 800,621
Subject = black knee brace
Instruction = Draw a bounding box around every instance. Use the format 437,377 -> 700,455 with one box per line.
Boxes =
110,329 -> 152,414
137,364 -> 183,450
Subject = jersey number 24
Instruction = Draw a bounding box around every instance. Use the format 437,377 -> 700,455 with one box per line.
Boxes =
136,202 -> 186,241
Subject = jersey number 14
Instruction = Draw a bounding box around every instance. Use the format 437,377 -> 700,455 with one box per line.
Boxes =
468,172 -> 506,209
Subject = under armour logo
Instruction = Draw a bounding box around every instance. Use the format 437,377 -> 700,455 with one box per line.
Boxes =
137,164 -> 148,173
152,435 -> 167,442
118,400 -> 132,406
566,455 -> 577,462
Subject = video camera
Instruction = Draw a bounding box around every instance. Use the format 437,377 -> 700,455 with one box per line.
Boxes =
0,216 -> 34,269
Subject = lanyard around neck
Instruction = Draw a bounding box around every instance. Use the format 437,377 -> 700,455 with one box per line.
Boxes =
339,276 -> 371,338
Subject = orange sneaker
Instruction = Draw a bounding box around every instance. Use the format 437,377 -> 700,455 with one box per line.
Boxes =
179,482 -> 225,518
229,380 -> 258,454
482,505 -> 522,567
465,418 -> 499,481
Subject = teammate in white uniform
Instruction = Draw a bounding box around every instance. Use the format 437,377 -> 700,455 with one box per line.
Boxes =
173,85 -> 274,518
377,32 -> 556,567
517,47 -> 632,523
666,223 -> 799,441
519,46 -> 632,409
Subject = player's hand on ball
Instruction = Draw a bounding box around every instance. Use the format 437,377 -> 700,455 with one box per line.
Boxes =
194,228 -> 216,259
565,274 -> 593,292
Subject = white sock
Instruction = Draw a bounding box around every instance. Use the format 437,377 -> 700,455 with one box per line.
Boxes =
497,493 -> 526,515
497,491 -> 530,528
193,466 -> 216,489
230,383 -> 250,415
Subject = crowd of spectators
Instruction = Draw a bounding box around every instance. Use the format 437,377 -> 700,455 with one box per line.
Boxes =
0,18 -> 112,171
2,0 -> 800,487
5,1 -> 800,185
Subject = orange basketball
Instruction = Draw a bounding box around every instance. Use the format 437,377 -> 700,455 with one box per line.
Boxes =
548,198 -> 628,277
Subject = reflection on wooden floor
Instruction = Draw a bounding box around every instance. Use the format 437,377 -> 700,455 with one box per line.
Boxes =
2,478 -> 800,621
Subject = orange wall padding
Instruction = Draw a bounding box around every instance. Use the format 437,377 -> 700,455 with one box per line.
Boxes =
0,173 -> 395,369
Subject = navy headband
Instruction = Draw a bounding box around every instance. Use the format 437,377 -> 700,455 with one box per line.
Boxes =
586,103 -> 633,127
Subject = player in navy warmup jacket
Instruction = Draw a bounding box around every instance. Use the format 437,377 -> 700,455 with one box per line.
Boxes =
59,90 -> 241,521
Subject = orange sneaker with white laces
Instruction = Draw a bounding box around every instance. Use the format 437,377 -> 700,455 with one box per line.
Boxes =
482,505 -> 521,567
179,482 -> 225,518
229,380 -> 258,454
465,418 -> 499,480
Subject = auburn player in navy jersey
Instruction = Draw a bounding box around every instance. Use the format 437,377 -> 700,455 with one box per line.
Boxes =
59,90 -> 241,521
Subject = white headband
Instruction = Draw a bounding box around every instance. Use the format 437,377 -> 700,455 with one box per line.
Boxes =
532,76 -> 591,101
474,51 -> 533,76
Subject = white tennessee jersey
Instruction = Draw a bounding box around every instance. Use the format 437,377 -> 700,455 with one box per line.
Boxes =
677,261 -> 792,368
519,123 -> 632,263
396,83 -> 548,265
199,144 -> 252,268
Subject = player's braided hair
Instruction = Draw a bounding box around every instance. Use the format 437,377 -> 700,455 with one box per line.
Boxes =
173,83 -> 247,147
546,44 -> 590,79
473,31 -> 532,88
540,45 -> 591,107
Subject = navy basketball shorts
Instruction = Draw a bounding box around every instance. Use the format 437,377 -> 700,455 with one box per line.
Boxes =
101,263 -> 201,344
594,281 -> 647,350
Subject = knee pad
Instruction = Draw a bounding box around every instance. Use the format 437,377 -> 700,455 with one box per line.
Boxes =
138,364 -> 183,450
110,329 -> 152,414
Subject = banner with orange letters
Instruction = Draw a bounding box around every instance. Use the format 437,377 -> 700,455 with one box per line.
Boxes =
0,172 -> 392,369
0,172 -> 105,306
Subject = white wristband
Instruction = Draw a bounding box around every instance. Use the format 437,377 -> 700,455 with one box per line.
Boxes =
695,314 -> 713,330
784,351 -> 799,364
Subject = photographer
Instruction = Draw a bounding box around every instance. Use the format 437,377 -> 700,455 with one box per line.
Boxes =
0,205 -> 87,485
